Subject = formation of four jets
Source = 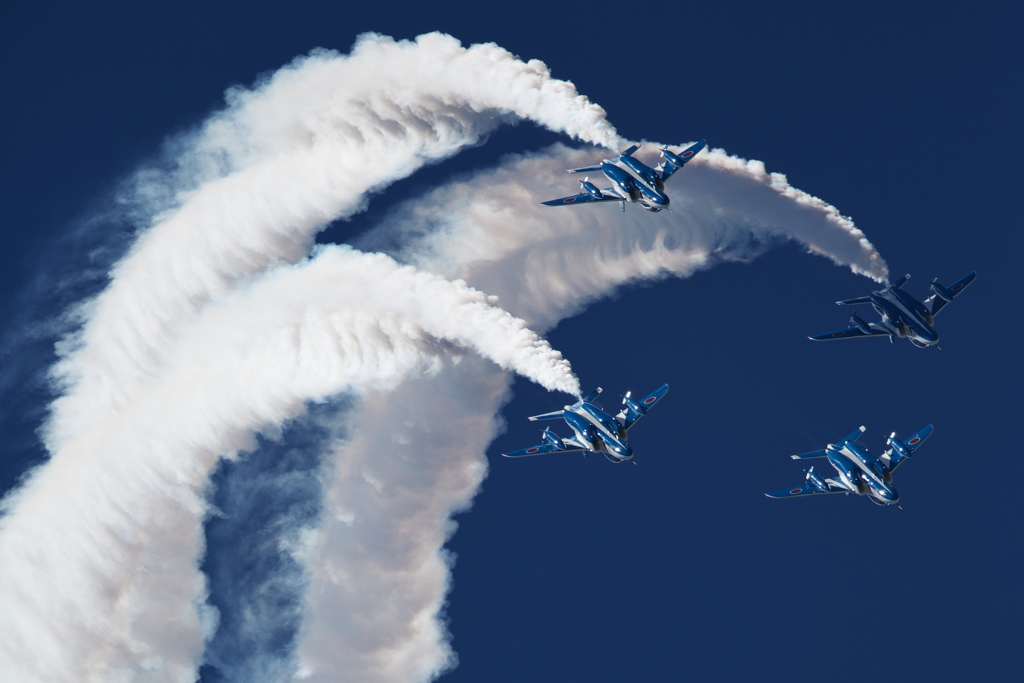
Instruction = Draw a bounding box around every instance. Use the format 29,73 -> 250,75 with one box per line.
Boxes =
504,140 -> 976,506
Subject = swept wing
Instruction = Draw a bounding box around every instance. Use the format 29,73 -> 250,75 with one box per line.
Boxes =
924,272 -> 976,317
882,423 -> 933,472
503,441 -> 585,458
766,467 -> 847,498
541,191 -> 623,207
809,324 -> 891,341
657,139 -> 707,181
617,384 -> 669,431
503,427 -> 585,458
765,481 -> 847,498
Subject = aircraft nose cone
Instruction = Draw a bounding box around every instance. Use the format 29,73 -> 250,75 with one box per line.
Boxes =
877,486 -> 899,504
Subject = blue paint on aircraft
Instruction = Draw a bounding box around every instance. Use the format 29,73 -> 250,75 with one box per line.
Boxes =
766,424 -> 933,506
542,139 -> 706,212
502,384 -> 669,463
809,272 -> 976,347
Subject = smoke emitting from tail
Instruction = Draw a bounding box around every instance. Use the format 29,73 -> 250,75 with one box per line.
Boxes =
0,32 -> 886,683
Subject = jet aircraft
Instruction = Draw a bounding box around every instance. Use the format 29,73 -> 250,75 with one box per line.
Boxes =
502,384 -> 669,463
809,272 -> 976,347
765,424 -> 933,506
541,140 -> 707,212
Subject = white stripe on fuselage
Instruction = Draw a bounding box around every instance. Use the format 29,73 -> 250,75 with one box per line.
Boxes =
576,405 -> 625,449
879,291 -> 934,340
838,444 -> 890,492
608,159 -> 662,196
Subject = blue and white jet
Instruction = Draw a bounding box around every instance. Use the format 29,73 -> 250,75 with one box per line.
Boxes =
809,272 -> 976,347
502,385 -> 669,463
542,140 -> 706,212
765,424 -> 933,506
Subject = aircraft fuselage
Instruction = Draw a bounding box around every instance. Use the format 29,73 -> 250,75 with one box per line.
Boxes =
871,289 -> 939,347
826,442 -> 899,505
563,402 -> 633,463
600,158 -> 670,212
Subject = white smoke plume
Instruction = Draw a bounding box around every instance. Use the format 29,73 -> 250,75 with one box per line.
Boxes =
363,142 -> 887,329
0,30 -> 889,683
293,144 -> 889,681
0,32 -> 605,683
0,246 -> 577,683
46,31 -> 618,454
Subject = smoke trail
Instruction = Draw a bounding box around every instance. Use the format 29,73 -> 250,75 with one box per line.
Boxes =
292,142 -> 889,680
0,30 -> 892,683
0,247 -> 576,683
1,31 -> 608,682
47,31 -> 618,453
362,142 -> 887,328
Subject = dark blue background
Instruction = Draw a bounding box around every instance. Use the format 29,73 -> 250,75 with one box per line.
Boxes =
2,2 -> 1020,681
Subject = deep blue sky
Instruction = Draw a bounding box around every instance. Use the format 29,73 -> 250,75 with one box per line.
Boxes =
2,2 -> 1021,681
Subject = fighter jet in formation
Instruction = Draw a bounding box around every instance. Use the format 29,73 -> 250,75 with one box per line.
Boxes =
502,384 -> 669,463
542,140 -> 706,212
765,424 -> 933,506
809,272 -> 976,347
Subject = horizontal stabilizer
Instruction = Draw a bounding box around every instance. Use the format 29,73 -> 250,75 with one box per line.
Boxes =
890,274 -> 911,289
790,449 -> 828,460
565,164 -> 604,174
835,296 -> 873,306
839,425 -> 866,445
619,144 -> 640,157
528,410 -> 565,422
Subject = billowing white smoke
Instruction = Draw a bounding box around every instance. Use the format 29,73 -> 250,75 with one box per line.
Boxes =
46,31 -> 618,453
0,247 -> 578,683
365,142 -> 887,328
293,143 -> 888,681
0,30 -> 888,683
0,32 -> 604,683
